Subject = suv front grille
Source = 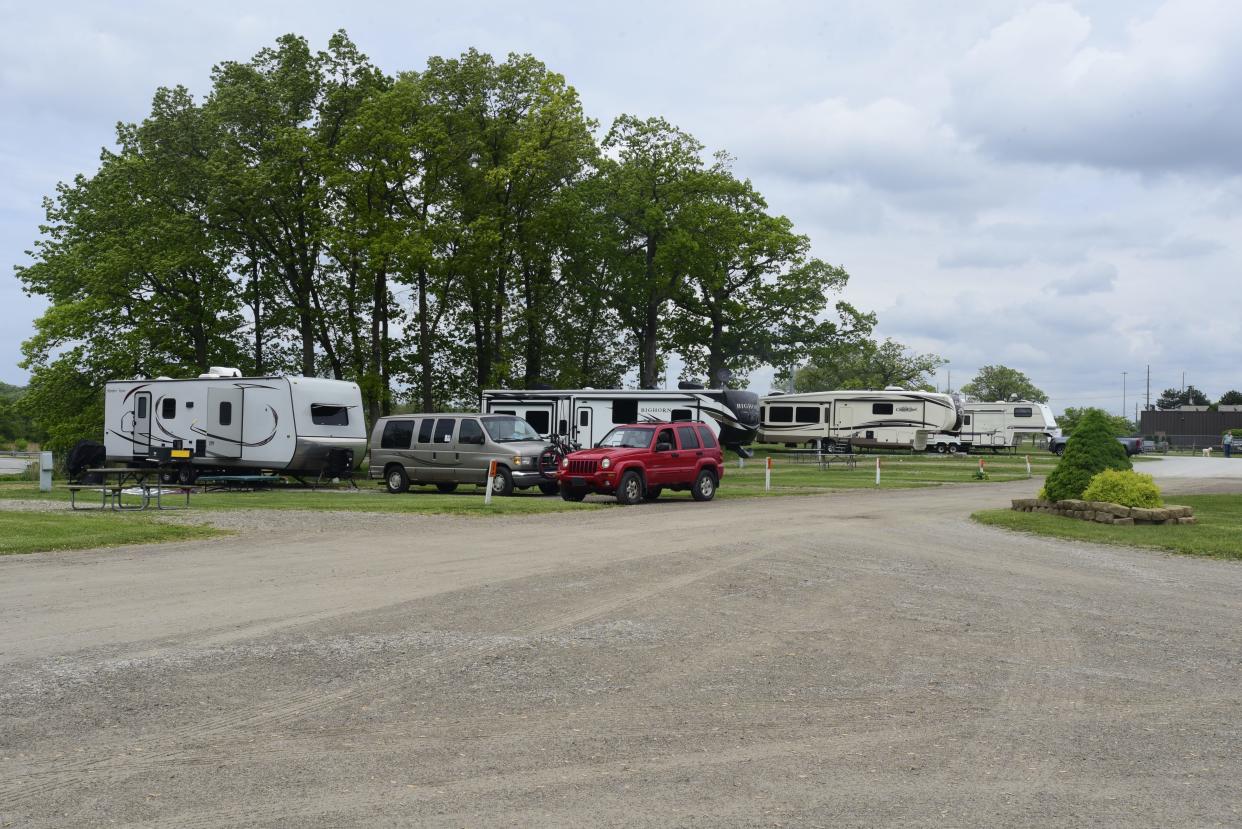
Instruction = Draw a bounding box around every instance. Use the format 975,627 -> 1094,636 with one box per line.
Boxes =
567,459 -> 598,474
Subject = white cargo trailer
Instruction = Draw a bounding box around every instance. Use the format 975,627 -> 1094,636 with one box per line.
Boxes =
103,368 -> 366,482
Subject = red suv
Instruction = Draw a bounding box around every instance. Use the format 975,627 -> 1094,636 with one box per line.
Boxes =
557,421 -> 724,504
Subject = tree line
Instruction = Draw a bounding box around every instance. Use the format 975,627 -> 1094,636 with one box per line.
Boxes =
16,32 -> 882,451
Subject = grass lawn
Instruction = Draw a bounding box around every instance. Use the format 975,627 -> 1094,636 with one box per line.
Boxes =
0,510 -> 220,555
972,494 -> 1242,560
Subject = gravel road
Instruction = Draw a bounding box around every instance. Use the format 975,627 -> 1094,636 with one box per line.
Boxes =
2,477 -> 1241,828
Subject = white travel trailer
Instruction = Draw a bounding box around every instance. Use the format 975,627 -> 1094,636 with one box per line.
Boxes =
926,400 -> 1058,453
758,389 -> 962,451
103,368 -> 367,482
481,386 -> 761,456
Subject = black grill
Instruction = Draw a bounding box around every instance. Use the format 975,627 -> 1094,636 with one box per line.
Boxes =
568,459 -> 598,474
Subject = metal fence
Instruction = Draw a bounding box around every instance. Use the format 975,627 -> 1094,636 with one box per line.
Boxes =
0,451 -> 41,480
1144,435 -> 1239,452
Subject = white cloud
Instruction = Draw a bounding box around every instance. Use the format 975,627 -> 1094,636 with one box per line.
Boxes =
1048,262 -> 1117,295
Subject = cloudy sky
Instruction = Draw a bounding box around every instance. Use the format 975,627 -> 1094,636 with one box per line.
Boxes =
2,0 -> 1239,413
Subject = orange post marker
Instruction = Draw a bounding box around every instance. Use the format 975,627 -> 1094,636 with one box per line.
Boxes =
484,459 -> 498,505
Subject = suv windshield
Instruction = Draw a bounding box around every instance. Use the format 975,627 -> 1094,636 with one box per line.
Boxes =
482,416 -> 542,442
597,427 -> 654,449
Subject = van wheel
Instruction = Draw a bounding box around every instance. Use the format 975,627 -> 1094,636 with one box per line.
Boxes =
490,467 -> 514,497
539,482 -> 559,495
436,483 -> 458,493
385,465 -> 409,494
643,486 -> 663,502
560,487 -> 586,502
691,469 -> 717,501
616,471 -> 644,505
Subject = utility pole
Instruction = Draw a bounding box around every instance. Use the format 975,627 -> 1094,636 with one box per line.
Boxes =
1146,364 -> 1150,411
1122,371 -> 1127,419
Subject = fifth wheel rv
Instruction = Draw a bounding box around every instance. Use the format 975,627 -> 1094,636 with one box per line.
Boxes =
759,389 -> 962,451
103,368 -> 367,483
926,400 -> 1058,453
481,386 -> 761,456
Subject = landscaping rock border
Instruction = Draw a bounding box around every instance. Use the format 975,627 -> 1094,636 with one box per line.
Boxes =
1010,498 -> 1196,525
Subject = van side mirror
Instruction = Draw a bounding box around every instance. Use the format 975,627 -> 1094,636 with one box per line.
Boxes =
656,441 -> 673,452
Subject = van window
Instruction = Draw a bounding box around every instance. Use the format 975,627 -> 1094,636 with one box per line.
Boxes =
311,404 -> 350,426
162,398 -> 176,419
676,425 -> 700,449
795,406 -> 819,423
417,419 -> 435,444
872,403 -> 894,415
1013,407 -> 1033,418
433,418 -> 456,443
768,406 -> 793,423
524,410 -> 550,435
612,399 -> 638,423
699,427 -> 718,448
458,418 -> 485,445
380,420 -> 415,449
219,401 -> 232,426
671,408 -> 692,421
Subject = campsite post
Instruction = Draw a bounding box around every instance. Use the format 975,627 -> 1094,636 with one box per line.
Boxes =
765,456 -> 771,491
484,459 -> 497,505
875,457 -> 881,487
1025,455 -> 1031,478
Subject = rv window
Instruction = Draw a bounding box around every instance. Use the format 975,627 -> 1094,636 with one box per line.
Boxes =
458,419 -> 485,445
219,401 -> 232,426
964,415 -> 972,426
612,399 -> 638,423
381,420 -> 415,449
417,419 -> 435,444
795,406 -> 818,423
872,403 -> 894,415
136,397 -> 148,419
699,427 -> 719,448
671,408 -> 693,422
676,425 -> 700,449
1013,407 -> 1034,418
768,406 -> 793,423
311,404 -> 350,426
433,418 -> 456,444
558,419 -> 568,436
759,406 -> 766,422
579,410 -> 589,427
524,410 -> 550,435
161,398 -> 176,419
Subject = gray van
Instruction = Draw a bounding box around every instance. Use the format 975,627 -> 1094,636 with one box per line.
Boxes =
368,413 -> 555,496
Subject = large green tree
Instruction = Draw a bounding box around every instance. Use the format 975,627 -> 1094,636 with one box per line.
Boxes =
1056,407 -> 1135,437
1156,386 -> 1210,409
960,364 -> 1048,403
1219,390 -> 1242,406
788,336 -> 940,393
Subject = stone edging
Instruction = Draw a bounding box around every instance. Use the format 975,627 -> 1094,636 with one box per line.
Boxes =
1011,498 -> 1196,525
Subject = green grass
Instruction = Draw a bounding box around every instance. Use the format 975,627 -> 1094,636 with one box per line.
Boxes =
971,494 -> 1242,560
0,510 -> 220,555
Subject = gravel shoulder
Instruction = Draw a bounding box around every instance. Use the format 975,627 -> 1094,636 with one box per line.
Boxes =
2,479 -> 1241,827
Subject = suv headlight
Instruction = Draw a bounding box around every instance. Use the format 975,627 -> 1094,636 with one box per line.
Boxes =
601,457 -> 612,469
561,457 -> 569,468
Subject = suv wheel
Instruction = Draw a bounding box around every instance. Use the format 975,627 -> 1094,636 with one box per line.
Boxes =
436,483 -> 458,494
643,486 -> 663,502
539,482 -> 559,495
616,470 -> 644,505
385,465 -> 410,494
1055,445 -> 1066,456
490,466 -> 514,497
691,469 -> 717,502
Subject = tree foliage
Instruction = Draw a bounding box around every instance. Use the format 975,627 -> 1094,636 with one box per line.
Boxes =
1056,407 -> 1135,437
787,336 -> 947,393
1216,390 -> 1242,406
1042,409 -> 1132,502
16,32 -> 871,449
960,365 -> 1047,403
1156,386 -> 1210,409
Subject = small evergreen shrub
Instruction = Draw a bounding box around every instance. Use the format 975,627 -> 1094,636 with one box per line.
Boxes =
1043,409 -> 1131,501
1081,469 -> 1163,508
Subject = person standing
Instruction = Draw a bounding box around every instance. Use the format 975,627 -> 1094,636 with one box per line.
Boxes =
1224,431 -> 1234,458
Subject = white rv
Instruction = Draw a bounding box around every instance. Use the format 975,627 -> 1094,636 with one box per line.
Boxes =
926,401 -> 1058,453
103,368 -> 367,482
758,389 -> 962,451
480,386 -> 761,456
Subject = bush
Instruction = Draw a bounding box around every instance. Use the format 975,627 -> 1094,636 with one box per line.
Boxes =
1043,409 -> 1132,501
1081,469 -> 1163,508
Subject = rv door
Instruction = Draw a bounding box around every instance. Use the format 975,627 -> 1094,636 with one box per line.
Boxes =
132,392 -> 152,454
575,406 -> 593,447
206,387 -> 243,458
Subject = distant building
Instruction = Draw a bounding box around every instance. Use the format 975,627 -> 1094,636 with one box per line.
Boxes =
1140,406 -> 1242,447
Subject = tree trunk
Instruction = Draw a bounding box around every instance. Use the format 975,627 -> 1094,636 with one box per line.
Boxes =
640,239 -> 660,388
417,267 -> 434,412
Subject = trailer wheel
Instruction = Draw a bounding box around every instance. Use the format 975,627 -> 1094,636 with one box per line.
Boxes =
385,465 -> 410,494
490,466 -> 514,497
935,443 -> 947,454
177,464 -> 198,486
947,443 -> 959,455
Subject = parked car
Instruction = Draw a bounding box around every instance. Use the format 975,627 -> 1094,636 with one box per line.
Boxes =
1048,435 -> 1143,457
556,421 -> 723,505
369,413 -> 557,496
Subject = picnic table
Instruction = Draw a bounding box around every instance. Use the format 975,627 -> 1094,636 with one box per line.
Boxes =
68,467 -> 190,511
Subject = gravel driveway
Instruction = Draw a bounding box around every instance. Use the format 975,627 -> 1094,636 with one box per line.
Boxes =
2,478 -> 1241,827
